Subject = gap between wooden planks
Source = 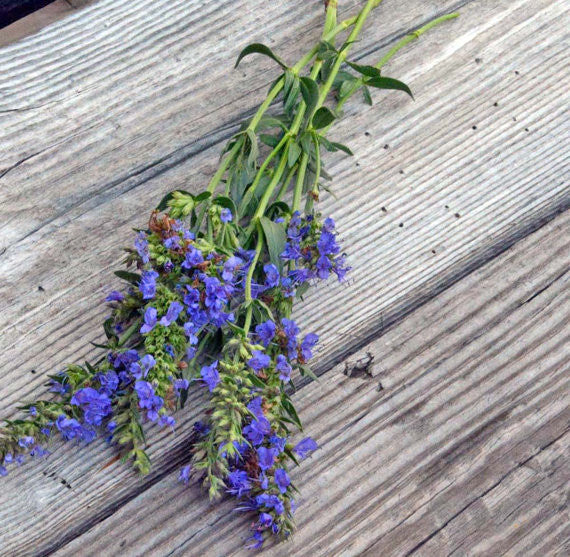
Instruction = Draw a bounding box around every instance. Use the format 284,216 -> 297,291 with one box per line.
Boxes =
54,200 -> 570,557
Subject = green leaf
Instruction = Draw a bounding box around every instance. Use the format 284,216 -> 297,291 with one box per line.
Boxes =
248,373 -> 267,389
347,61 -> 381,77
295,282 -> 310,299
267,200 -> 291,217
362,85 -> 373,106
118,318 -> 142,347
259,216 -> 287,273
213,195 -> 237,217
254,298 -> 276,320
255,115 -> 289,132
317,40 -> 337,61
103,318 -> 117,340
312,106 -> 336,129
366,76 -> 414,99
245,129 -> 259,168
330,141 -> 353,156
284,75 -> 300,114
281,396 -> 303,430
234,43 -> 287,69
318,136 -> 337,153
299,76 -> 319,118
259,134 -> 281,148
114,270 -> 140,285
288,142 -> 301,168
299,364 -> 318,382
194,191 -> 211,203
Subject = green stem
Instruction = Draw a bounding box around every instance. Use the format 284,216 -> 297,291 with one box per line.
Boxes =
275,162 -> 298,204
292,152 -> 309,212
246,6 -> 353,134
206,138 -> 243,194
337,12 -> 459,113
316,0 -> 381,108
245,133 -> 290,203
252,143 -> 290,221
244,221 -> 264,308
377,13 -> 458,69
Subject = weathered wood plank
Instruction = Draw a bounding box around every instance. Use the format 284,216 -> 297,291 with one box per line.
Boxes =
0,0 -> 568,554
55,205 -> 570,557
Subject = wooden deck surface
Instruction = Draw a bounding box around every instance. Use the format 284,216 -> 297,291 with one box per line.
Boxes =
0,0 -> 568,555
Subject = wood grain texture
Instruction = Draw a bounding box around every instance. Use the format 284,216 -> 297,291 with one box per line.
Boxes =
0,0 -> 568,554
55,205 -> 570,557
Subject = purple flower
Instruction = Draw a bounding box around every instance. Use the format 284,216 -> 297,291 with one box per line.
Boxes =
269,435 -> 287,453
178,465 -> 191,485
323,217 -> 336,232
0,466 -> 7,477
29,406 -> 37,417
164,236 -> 181,250
181,246 -> 204,269
227,469 -> 251,497
106,290 -> 124,302
281,318 -> 299,358
255,320 -> 276,347
159,301 -> 184,327
18,436 -> 35,448
255,493 -> 284,515
130,354 -> 156,380
243,416 -> 271,446
56,415 -> 94,443
263,263 -> 280,288
247,531 -> 264,550
140,306 -> 158,334
257,447 -> 278,471
98,370 -> 119,395
134,231 -> 150,263
259,512 -> 273,528
220,208 -> 233,223
333,254 -> 351,281
50,378 -> 70,395
173,378 -> 189,397
183,287 -> 200,308
248,350 -> 271,372
134,381 -> 164,421
159,415 -> 176,428
289,268 -> 312,284
317,230 -> 340,256
316,255 -> 332,279
200,361 -> 220,392
139,270 -> 159,300
194,421 -> 210,436
30,445 -> 49,458
275,354 -> 292,382
247,397 -> 265,419
294,437 -> 318,459
71,388 -> 113,426
281,241 -> 302,261
300,333 -> 319,361
222,256 -> 243,282
274,468 -> 290,494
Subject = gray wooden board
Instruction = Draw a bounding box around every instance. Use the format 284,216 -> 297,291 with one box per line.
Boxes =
55,201 -> 570,557
0,0 -> 568,554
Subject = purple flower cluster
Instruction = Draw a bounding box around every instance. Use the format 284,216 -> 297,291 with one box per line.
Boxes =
281,212 -> 350,285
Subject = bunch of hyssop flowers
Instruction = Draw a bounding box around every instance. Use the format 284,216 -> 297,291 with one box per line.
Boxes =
0,0 -> 457,548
